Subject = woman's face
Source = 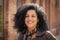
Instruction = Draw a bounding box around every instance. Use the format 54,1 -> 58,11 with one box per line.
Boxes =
25,10 -> 39,28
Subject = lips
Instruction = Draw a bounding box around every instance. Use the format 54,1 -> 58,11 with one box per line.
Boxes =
27,22 -> 33,24
27,21 -> 33,25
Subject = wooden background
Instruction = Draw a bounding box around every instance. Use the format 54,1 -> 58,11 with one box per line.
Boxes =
3,0 -> 60,40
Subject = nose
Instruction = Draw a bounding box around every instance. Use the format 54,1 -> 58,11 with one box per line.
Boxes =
28,16 -> 32,20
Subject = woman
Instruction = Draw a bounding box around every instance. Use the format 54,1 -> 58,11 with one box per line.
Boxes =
15,3 -> 56,40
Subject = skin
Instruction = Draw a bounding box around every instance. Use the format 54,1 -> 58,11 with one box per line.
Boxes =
25,10 -> 39,32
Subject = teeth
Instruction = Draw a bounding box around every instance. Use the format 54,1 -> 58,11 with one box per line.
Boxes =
29,23 -> 31,24
28,22 -> 32,24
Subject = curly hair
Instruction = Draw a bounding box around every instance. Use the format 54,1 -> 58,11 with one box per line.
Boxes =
14,3 -> 48,33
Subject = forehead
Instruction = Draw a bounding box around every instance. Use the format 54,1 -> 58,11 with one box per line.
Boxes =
26,10 -> 37,15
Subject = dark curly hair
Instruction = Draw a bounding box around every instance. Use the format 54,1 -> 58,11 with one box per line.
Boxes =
14,3 -> 48,33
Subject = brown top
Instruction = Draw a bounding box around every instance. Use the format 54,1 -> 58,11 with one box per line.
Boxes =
18,31 -> 56,40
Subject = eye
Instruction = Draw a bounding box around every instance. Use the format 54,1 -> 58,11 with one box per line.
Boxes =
25,15 -> 29,17
32,15 -> 36,17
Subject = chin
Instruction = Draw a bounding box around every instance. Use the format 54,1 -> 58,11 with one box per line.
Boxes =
27,26 -> 33,28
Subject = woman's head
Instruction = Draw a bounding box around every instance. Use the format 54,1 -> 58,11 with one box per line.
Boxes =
15,3 -> 48,33
25,9 -> 39,32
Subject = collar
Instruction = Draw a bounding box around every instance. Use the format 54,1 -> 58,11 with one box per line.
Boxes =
26,29 -> 36,36
36,31 -> 46,37
25,29 -> 46,37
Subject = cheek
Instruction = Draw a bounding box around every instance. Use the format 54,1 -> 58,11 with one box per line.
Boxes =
33,18 -> 38,24
35,19 -> 38,24
25,18 -> 28,24
24,17 -> 38,24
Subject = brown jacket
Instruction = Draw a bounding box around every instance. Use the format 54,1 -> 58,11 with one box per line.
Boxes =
18,31 -> 56,40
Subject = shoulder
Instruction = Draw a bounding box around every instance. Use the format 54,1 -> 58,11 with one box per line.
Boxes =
18,32 -> 24,40
45,31 -> 56,40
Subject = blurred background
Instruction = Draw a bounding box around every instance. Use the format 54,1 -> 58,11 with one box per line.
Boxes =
0,0 -> 60,40
0,0 -> 3,40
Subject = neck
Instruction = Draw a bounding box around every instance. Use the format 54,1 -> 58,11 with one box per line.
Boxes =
27,26 -> 36,32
